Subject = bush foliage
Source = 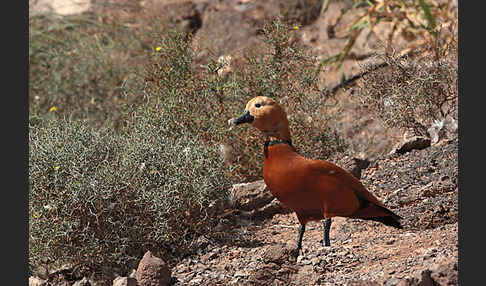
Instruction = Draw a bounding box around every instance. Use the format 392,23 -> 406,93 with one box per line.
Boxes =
29,116 -> 230,273
358,49 -> 458,137
29,14 -> 343,276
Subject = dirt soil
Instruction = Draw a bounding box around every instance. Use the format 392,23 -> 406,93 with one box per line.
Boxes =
169,138 -> 458,286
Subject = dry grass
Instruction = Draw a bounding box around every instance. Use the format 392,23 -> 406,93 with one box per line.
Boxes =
357,26 -> 458,138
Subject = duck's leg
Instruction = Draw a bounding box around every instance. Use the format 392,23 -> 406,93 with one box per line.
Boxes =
323,218 -> 332,247
296,224 -> 306,253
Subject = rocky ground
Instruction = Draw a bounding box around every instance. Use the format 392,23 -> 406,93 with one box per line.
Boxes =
166,137 -> 458,286
29,0 -> 458,285
30,136 -> 459,285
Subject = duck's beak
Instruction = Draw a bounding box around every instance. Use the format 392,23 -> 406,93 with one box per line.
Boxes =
233,110 -> 254,125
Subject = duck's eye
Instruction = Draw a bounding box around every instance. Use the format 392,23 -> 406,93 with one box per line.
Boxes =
255,103 -> 261,108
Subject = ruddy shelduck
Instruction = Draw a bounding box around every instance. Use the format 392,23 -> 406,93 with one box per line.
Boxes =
233,96 -> 402,255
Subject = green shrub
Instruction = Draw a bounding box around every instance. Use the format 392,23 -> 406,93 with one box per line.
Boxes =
29,116 -> 230,275
29,14 -> 349,278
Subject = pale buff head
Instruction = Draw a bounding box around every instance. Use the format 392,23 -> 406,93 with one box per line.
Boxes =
233,96 -> 291,141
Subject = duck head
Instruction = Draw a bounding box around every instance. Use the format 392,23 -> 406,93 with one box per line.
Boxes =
233,96 -> 291,141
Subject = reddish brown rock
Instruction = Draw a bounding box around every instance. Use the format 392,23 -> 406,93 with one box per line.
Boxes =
136,251 -> 171,286
262,244 -> 295,265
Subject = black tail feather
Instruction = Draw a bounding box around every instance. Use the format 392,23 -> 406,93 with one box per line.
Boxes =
368,204 -> 403,229
365,215 -> 403,229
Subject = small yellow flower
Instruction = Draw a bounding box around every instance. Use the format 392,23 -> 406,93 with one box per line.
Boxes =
155,46 -> 162,52
33,213 -> 39,219
49,106 -> 57,112
293,26 -> 299,30
55,166 -> 60,171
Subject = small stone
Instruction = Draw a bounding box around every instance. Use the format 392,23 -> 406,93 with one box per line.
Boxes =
425,248 -> 438,258
390,136 -> 431,155
200,251 -> 218,262
113,276 -> 137,286
300,258 -> 312,265
418,269 -> 438,286
396,276 -> 418,286
296,255 -> 304,264
263,244 -> 293,264
72,277 -> 91,286
234,271 -> 248,277
128,269 -> 137,278
29,277 -> 47,286
189,277 -> 203,284
384,277 -> 401,286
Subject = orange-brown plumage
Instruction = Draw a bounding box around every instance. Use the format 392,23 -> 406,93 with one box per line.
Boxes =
263,143 -> 395,222
234,96 -> 402,253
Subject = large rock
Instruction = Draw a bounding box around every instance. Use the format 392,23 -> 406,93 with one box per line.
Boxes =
230,180 -> 273,211
229,180 -> 292,222
136,251 -> 171,286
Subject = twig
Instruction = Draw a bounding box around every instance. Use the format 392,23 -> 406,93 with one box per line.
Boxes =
272,224 -> 296,229
323,53 -> 409,97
